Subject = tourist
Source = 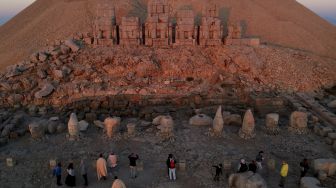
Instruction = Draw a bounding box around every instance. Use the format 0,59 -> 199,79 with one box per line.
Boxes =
128,153 -> 139,178
52,162 -> 62,186
212,163 -> 223,181
237,159 -> 248,173
166,154 -> 177,181
108,152 -> 118,176
65,163 -> 76,187
248,160 -> 257,173
97,153 -> 108,180
111,176 -> 126,188
80,159 -> 88,186
255,151 -> 264,170
300,158 -> 309,178
279,161 -> 289,187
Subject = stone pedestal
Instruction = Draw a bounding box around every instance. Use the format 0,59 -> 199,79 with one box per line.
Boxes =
127,123 -> 136,136
265,113 -> 280,135
288,111 -> 308,134
238,109 -> 256,139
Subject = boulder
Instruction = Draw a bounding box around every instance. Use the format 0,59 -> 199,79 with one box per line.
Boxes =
152,115 -> 165,125
52,69 -> 64,79
93,120 -> 104,129
34,83 -> 54,99
104,117 -> 120,138
68,113 -> 79,138
313,158 -> 336,176
38,52 -> 48,62
289,111 -> 308,134
189,114 -> 213,126
213,106 -> 224,135
64,39 -> 80,52
228,171 -> 267,188
78,120 -> 89,131
238,109 -> 256,139
327,100 -> 336,108
28,121 -> 45,139
300,177 -> 325,188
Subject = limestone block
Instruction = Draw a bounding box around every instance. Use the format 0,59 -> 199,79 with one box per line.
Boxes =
313,158 -> 336,176
78,120 -> 89,131
300,177 -> 325,188
157,115 -> 174,134
213,106 -> 224,134
189,114 -> 213,126
68,113 -> 79,137
238,109 -> 256,139
28,121 -> 45,139
64,39 -> 80,52
228,171 -> 267,188
104,117 -> 120,138
127,123 -> 136,135
34,83 -> 54,99
6,158 -> 15,167
178,160 -> 186,171
289,111 -> 308,134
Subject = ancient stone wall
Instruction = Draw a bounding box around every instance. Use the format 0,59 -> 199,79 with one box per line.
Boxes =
144,0 -> 173,46
175,10 -> 197,45
119,17 -> 143,46
93,3 -> 117,46
199,5 -> 223,46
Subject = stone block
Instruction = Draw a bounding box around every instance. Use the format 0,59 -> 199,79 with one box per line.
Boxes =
313,158 -> 336,176
178,160 -> 186,171
300,177 -> 324,188
6,158 -> 15,167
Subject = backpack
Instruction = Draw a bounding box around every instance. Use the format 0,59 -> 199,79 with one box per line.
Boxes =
170,159 -> 175,169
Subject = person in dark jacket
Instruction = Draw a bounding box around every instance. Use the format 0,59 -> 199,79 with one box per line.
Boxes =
255,151 -> 264,170
53,162 -> 62,186
249,160 -> 257,173
212,164 -> 223,181
65,163 -> 76,187
300,158 -> 309,178
237,159 -> 248,173
128,153 -> 139,178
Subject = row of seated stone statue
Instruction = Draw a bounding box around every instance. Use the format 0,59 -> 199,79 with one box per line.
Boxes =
93,0 -> 260,47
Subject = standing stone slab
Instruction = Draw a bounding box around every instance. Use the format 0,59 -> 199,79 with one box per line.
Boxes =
213,106 -> 224,135
238,109 -> 256,139
68,113 -> 79,139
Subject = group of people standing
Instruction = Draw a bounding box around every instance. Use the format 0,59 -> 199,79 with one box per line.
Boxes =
212,151 -> 310,188
52,152 -> 138,187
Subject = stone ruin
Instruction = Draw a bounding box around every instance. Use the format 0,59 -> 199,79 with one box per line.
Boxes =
199,4 -> 224,46
89,1 -> 260,47
93,3 -> 117,46
119,17 -> 143,46
144,0 -> 173,46
225,22 -> 260,47
175,9 -> 197,45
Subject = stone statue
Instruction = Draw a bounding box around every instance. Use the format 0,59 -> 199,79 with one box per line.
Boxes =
68,113 -> 79,138
238,109 -> 256,139
213,106 -> 224,135
104,117 -> 120,138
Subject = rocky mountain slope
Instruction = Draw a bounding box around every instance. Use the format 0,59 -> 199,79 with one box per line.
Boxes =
0,0 -> 335,70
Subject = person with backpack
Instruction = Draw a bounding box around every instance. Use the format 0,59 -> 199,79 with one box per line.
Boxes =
52,162 -> 62,186
237,159 -> 248,173
128,153 -> 139,179
166,154 -> 177,181
212,163 -> 223,181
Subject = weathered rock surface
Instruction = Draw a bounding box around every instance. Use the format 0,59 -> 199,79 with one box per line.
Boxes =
289,111 -> 308,134
34,83 -> 54,99
64,39 -> 80,52
300,177 -> 325,188
228,171 -> 267,188
239,109 -> 256,139
78,120 -> 89,131
327,100 -> 336,108
189,114 -> 213,126
313,158 -> 336,176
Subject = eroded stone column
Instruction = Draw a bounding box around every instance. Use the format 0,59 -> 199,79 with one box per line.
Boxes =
213,106 -> 224,135
68,113 -> 79,139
